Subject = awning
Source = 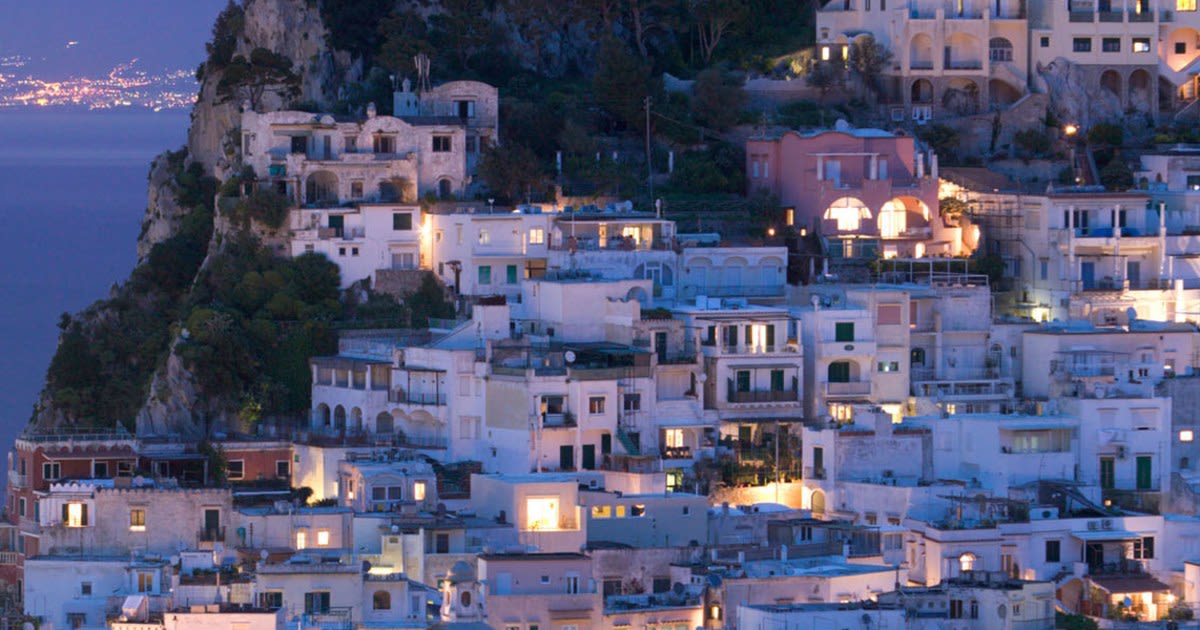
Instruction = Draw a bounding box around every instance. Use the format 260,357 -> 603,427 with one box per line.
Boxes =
1089,575 -> 1172,593
1072,530 -> 1142,542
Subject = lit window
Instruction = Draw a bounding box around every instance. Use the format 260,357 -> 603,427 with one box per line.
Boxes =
589,396 -> 606,414
1182,430 -> 1195,442
824,198 -> 872,231
66,502 -> 87,528
529,228 -> 545,245
959,552 -> 976,572
821,46 -> 831,61
631,504 -> 646,517
478,229 -> 490,245
615,505 -> 627,518
316,530 -> 330,546
296,530 -> 308,549
664,429 -> 684,449
413,481 -> 426,502
1133,38 -> 1151,53
591,505 -> 612,519
526,497 -> 560,531
130,508 -> 146,532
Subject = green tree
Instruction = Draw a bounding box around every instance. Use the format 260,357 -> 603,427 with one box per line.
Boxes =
429,0 -> 494,73
478,143 -> 549,202
205,1 -> 244,70
376,10 -> 432,76
593,37 -> 652,130
691,67 -> 746,131
1013,127 -> 1051,158
917,124 -> 960,163
216,48 -> 302,110
1100,157 -> 1134,191
318,0 -> 394,62
848,35 -> 892,98
691,0 -> 747,64
805,61 -> 842,103
405,273 -> 456,328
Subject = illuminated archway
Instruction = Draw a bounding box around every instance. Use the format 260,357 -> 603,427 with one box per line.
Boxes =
823,197 -> 872,232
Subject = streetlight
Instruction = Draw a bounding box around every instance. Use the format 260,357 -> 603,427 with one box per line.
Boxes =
1064,124 -> 1081,185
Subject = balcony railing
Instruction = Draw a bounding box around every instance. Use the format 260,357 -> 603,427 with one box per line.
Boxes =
1069,11 -> 1095,21
389,390 -> 447,406
0,552 -> 19,565
805,466 -> 827,480
542,412 -> 577,428
727,387 -> 800,404
661,446 -> 693,460
198,527 -> 226,542
1102,488 -> 1161,513
826,382 -> 872,396
1098,10 -> 1124,21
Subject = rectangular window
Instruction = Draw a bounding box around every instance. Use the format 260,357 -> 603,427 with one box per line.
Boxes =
877,361 -> 901,372
373,135 -> 395,154
117,461 -> 133,477
296,529 -> 308,549
17,498 -> 24,518
137,572 -> 154,593
736,370 -> 751,392
478,265 -> 492,285
43,462 -> 60,480
259,592 -> 283,609
1178,42 -> 1189,54
1180,0 -> 1197,10
506,264 -> 518,284
316,530 -> 330,546
950,600 -> 964,619
455,100 -> 476,118
478,228 -> 491,244
393,213 -> 413,230
770,369 -> 785,391
835,322 -> 855,342
591,505 -> 612,519
304,592 -> 331,614
1040,36 -> 1050,47
81,582 -> 92,596
436,533 -> 450,553
623,393 -> 642,411
92,462 -> 108,478
130,508 -> 146,531
589,396 -> 606,414
1133,38 -> 1151,53
877,304 -> 902,325
1045,539 -> 1061,563
1073,38 -> 1092,52
64,502 -> 88,528
227,460 -> 245,480
1133,536 -> 1155,559
276,460 -> 290,478
1100,457 -> 1116,489
1102,38 -> 1121,52
433,135 -> 452,152
529,228 -> 545,244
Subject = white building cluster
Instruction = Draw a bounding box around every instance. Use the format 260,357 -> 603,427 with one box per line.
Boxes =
19,76 -> 1200,630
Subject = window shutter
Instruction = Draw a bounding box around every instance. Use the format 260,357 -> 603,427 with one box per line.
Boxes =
62,503 -> 68,524
82,504 -> 89,526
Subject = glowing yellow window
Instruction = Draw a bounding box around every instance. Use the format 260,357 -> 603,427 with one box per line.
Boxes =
65,502 -> 87,528
526,497 -> 560,531
296,530 -> 307,549
591,505 -> 612,519
316,530 -> 330,547
413,481 -> 427,502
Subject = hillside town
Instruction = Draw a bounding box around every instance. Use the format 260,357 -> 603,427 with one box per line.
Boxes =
22,1 -> 1200,630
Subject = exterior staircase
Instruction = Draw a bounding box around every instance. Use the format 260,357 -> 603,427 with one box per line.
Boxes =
616,428 -> 641,456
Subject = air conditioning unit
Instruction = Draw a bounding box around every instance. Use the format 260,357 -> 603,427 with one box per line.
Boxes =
1101,519 -> 1114,530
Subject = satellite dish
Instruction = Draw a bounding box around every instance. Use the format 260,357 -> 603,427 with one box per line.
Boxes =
391,525 -> 400,534
260,549 -> 269,561
564,350 -> 577,364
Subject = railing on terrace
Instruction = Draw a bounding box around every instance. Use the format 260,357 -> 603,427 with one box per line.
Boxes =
548,239 -> 674,252
727,387 -> 800,404
661,446 -> 693,460
388,391 -> 447,406
198,527 -> 226,542
677,284 -> 784,298
825,382 -> 872,396
911,367 -> 1002,381
1069,10 -> 1095,21
1098,10 -> 1124,21
805,466 -> 827,480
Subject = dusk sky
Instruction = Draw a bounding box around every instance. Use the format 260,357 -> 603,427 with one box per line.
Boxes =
0,1 -> 227,75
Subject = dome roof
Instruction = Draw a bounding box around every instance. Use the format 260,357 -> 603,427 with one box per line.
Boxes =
448,560 -> 476,584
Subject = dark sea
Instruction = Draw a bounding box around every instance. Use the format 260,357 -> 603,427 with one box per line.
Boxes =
0,109 -> 191,486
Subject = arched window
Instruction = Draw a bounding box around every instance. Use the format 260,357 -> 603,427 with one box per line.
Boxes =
989,38 -> 1013,62
438,178 -> 453,199
460,591 -> 472,607
959,552 -> 977,572
373,590 -> 391,610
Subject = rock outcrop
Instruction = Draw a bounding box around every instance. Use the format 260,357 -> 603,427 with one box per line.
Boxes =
136,152 -> 188,262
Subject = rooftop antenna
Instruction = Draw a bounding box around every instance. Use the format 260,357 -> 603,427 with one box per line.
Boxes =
414,53 -> 431,94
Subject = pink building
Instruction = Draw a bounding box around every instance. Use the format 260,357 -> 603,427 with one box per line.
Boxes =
746,127 -> 965,259
478,553 -> 599,629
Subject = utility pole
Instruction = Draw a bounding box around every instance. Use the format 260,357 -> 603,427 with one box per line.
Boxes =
645,96 -> 653,204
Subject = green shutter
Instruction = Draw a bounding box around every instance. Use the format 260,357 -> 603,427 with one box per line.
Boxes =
835,322 -> 855,342
766,325 -> 776,348
62,503 -> 68,524
81,503 -> 88,526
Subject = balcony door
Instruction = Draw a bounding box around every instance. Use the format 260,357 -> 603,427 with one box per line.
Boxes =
559,445 -> 574,471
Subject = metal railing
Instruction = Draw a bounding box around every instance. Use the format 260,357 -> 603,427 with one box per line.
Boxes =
389,390 -> 447,406
826,382 -> 872,396
1098,10 -> 1124,21
727,387 -> 800,404
198,527 -> 226,542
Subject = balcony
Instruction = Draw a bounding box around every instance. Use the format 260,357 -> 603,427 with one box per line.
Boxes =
945,61 -> 983,70
198,527 -> 226,543
726,384 -> 801,404
1069,11 -> 1094,21
0,551 -> 19,565
542,412 -> 577,428
825,381 -> 872,397
1102,488 -> 1161,513
1098,10 -> 1124,21
661,446 -> 693,460
805,466 -> 827,480
388,390 -> 447,406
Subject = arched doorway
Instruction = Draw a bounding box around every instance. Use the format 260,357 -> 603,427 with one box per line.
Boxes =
944,79 -> 980,115
823,197 -> 872,232
1129,69 -> 1152,113
305,171 -> 338,205
912,79 -> 934,104
438,178 -> 453,199
811,490 -> 826,515
988,79 -> 1022,108
1100,70 -> 1123,101
333,405 -> 346,431
315,403 -> 331,427
910,34 -> 934,70
350,407 -> 363,432
376,411 -> 394,434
